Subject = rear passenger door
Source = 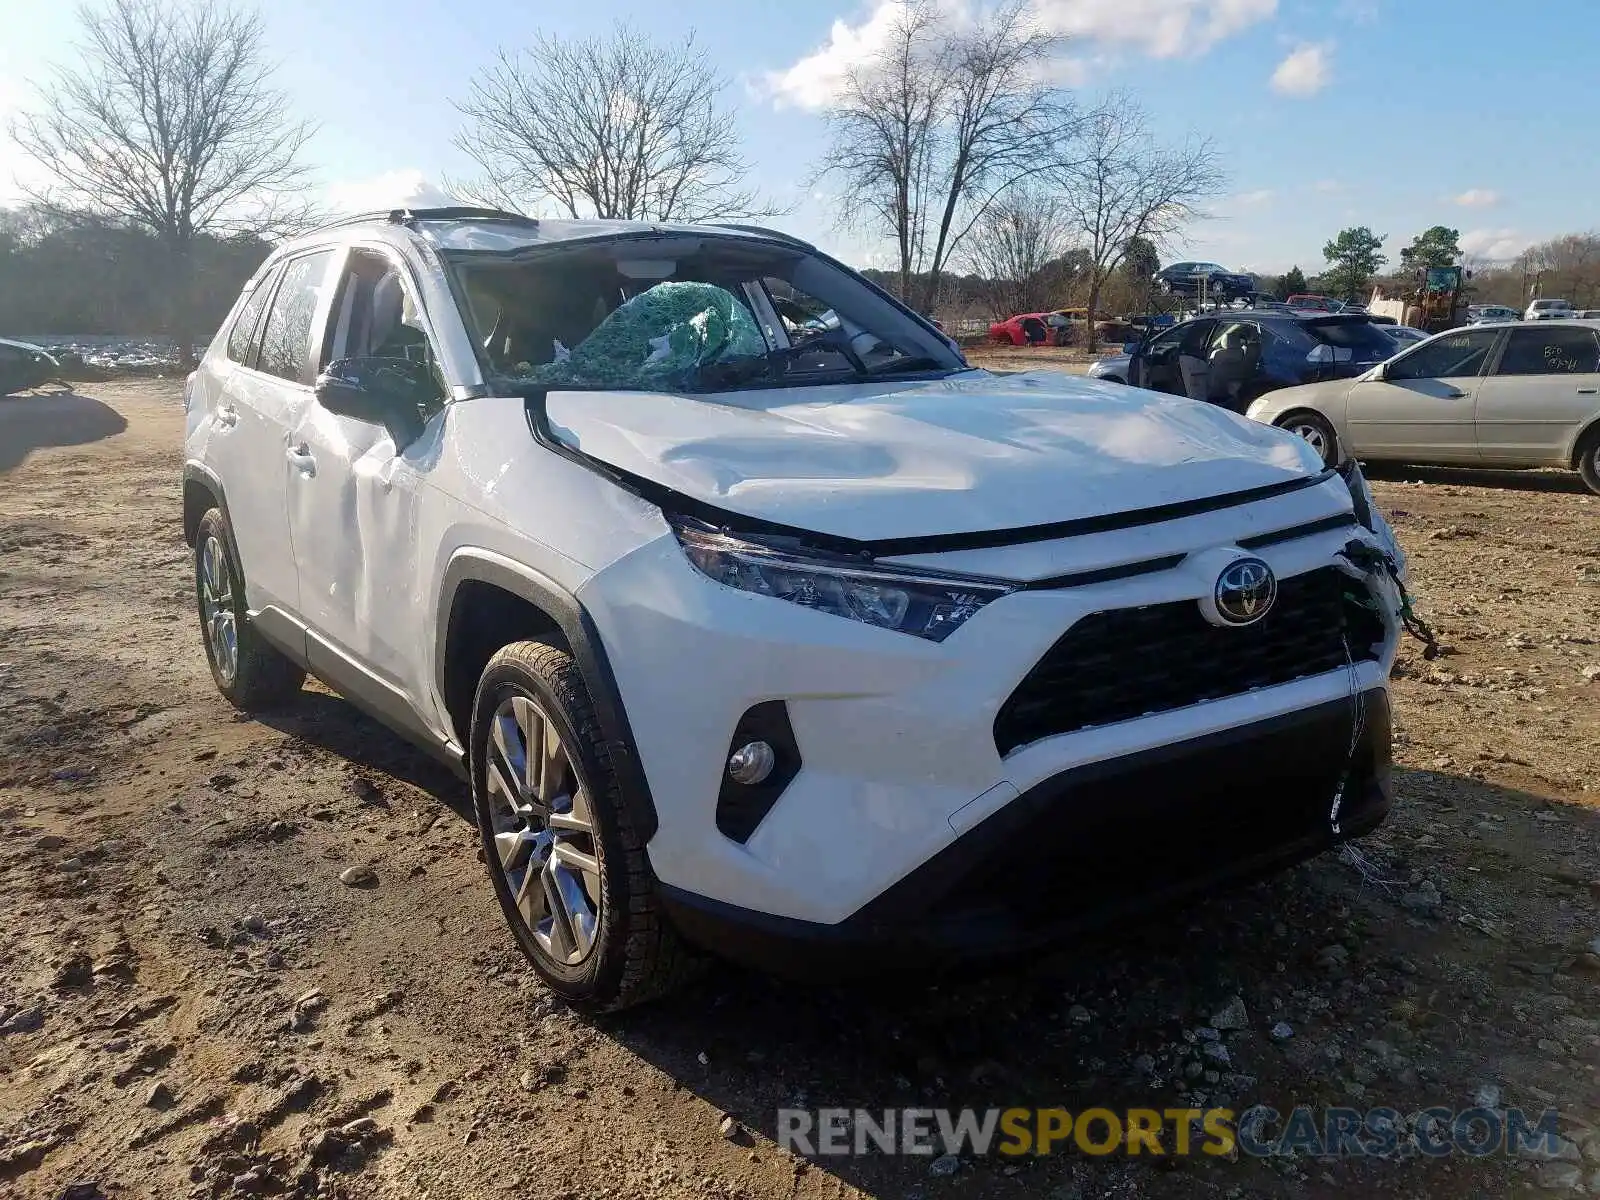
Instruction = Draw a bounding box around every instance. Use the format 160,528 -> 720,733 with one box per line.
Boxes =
216,246 -> 339,634
199,260 -> 309,620
1474,325 -> 1600,466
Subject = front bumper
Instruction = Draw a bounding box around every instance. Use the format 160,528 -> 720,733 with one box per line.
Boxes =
577,488 -> 1399,927
660,688 -> 1392,977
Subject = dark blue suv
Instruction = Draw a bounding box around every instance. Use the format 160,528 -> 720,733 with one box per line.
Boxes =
1122,312 -> 1398,412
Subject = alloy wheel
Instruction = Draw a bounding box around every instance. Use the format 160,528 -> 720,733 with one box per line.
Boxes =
1284,419 -> 1330,460
484,695 -> 602,965
198,535 -> 238,684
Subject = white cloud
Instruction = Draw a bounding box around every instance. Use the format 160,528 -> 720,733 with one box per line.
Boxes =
1032,0 -> 1277,58
1270,43 -> 1331,96
325,169 -> 457,215
1453,188 -> 1499,208
764,0 -> 1277,110
1311,179 -> 1344,193
1459,228 -> 1526,261
765,1 -> 929,110
1233,188 -> 1275,206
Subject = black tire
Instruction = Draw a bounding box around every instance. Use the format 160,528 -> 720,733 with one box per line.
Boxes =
470,639 -> 698,1011
194,508 -> 305,710
1277,410 -> 1340,468
1577,428 -> 1600,496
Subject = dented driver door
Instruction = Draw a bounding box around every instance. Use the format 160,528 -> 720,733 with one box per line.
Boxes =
286,395 -> 437,742
285,248 -> 443,744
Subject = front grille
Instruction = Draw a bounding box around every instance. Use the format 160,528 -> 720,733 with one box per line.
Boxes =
994,566 -> 1383,755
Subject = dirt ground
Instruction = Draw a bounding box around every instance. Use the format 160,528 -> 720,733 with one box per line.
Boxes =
2,380 -> 1598,1200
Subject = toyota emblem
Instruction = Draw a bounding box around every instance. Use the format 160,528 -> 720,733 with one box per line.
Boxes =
1213,557 -> 1277,626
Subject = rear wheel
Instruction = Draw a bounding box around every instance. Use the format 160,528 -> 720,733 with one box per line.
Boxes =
1577,429 -> 1600,496
1279,411 -> 1340,467
194,508 -> 305,710
470,639 -> 698,1011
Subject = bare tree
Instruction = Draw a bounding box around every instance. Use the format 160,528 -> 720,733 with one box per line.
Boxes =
959,186 -> 1072,318
11,0 -> 316,360
1057,92 -> 1223,348
452,24 -> 776,223
816,0 -> 1076,314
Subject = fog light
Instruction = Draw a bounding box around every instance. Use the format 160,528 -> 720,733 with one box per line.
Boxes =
727,741 -> 776,786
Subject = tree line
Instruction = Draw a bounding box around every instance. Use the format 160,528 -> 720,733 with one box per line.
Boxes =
0,206 -> 271,339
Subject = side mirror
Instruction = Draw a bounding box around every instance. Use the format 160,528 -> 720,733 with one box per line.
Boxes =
314,357 -> 435,445
1369,361 -> 1387,382
1122,341 -> 1141,355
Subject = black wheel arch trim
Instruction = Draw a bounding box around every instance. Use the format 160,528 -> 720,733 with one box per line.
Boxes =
519,394 -> 1340,558
182,461 -> 230,547
437,551 -> 658,843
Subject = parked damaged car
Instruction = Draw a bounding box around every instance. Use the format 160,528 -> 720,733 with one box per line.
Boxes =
1114,311 -> 1399,412
183,206 -> 1411,1009
0,338 -> 61,396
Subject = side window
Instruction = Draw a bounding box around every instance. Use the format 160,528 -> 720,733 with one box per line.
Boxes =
320,248 -> 448,421
1495,326 -> 1600,376
1385,328 -> 1500,382
257,250 -> 336,384
1144,326 -> 1186,358
225,269 -> 278,367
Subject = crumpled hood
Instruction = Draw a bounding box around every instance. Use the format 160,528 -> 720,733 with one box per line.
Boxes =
544,370 -> 1323,542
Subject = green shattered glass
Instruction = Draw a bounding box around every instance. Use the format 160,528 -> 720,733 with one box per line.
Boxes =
523,281 -> 766,389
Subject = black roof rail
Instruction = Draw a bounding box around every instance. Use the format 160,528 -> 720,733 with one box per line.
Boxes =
305,206 -> 541,236
708,223 -> 813,249
387,206 -> 541,228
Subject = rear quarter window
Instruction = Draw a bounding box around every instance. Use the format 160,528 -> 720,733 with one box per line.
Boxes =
225,272 -> 277,366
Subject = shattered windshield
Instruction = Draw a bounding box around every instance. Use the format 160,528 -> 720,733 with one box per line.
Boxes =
448,235 -> 964,395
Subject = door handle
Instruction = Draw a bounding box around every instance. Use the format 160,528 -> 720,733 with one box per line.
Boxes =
1442,387 -> 1465,399
286,444 -> 317,477
1578,388 -> 1597,395
215,406 -> 239,429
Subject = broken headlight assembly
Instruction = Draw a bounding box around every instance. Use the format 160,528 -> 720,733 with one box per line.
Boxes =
670,518 -> 1011,642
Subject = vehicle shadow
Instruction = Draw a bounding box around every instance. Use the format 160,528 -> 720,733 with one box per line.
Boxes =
0,389 -> 128,474
1363,461 -> 1589,495
589,767 -> 1597,1196
255,688 -> 472,821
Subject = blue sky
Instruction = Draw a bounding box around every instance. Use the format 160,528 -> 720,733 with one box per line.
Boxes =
2,0 -> 1598,274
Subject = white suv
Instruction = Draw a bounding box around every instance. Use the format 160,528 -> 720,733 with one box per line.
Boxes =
1526,298 -> 1576,321
182,207 -> 1409,1010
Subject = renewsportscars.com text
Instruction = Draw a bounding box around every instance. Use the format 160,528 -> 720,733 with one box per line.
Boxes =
777,1105 -> 1564,1159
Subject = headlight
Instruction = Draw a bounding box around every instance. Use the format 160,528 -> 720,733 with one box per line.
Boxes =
670,519 -> 1011,642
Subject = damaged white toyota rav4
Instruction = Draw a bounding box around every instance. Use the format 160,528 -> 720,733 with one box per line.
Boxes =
182,207 -> 1414,1010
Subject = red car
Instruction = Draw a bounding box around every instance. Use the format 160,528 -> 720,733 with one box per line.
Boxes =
988,313 -> 1054,345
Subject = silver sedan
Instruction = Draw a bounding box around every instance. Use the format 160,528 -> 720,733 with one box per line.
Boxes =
1247,320 -> 1600,494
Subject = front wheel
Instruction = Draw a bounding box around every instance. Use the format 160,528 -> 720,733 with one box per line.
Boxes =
1278,411 -> 1340,467
470,639 -> 698,1011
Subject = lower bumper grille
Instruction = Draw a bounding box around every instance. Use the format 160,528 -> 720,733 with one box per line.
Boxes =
995,566 -> 1384,755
